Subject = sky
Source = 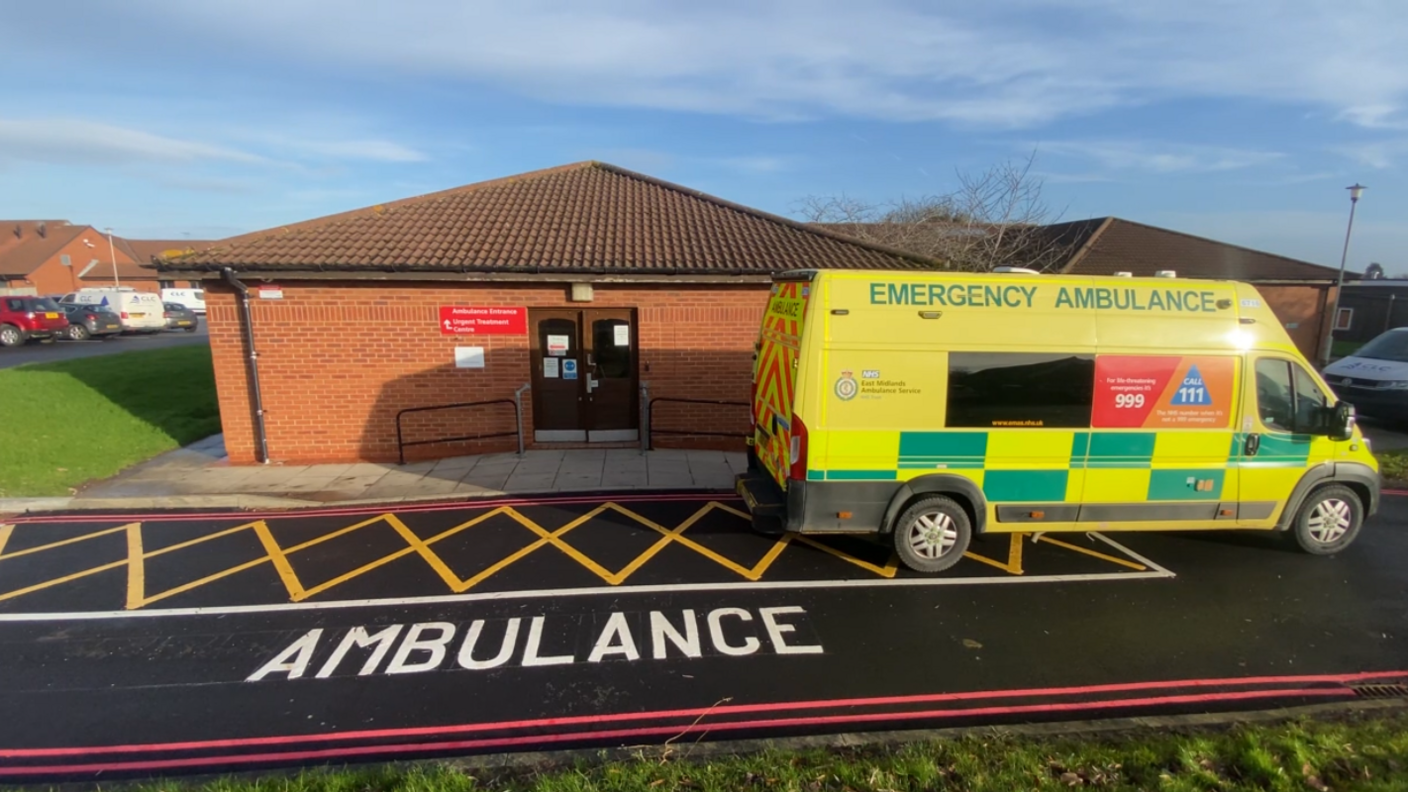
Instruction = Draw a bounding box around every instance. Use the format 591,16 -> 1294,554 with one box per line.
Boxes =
0,0 -> 1404,270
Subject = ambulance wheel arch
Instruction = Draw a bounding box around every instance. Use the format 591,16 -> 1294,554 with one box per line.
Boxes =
878,475 -> 988,536
1274,462 -> 1378,534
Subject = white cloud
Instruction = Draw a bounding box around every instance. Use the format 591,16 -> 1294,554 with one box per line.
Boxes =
1332,139 -> 1408,169
105,0 -> 1408,128
0,118 -> 265,165
1041,140 -> 1285,174
711,156 -> 793,174
0,116 -> 429,169
303,139 -> 428,163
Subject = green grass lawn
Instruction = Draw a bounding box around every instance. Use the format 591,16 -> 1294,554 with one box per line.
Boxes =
0,346 -> 220,497
1331,339 -> 1364,360
1377,450 -> 1408,486
131,712 -> 1408,792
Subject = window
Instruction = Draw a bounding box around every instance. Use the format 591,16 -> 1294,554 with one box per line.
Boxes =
946,353 -> 1095,428
1255,358 -> 1329,434
591,319 -> 632,379
159,280 -> 175,289
4,298 -> 22,311
1335,307 -> 1353,331
1294,364 -> 1329,431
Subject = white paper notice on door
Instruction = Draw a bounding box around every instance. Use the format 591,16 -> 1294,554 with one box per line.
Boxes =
547,334 -> 570,356
543,357 -> 559,378
613,324 -> 629,346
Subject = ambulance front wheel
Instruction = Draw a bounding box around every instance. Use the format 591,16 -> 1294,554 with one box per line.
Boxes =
893,495 -> 972,573
1291,484 -> 1363,556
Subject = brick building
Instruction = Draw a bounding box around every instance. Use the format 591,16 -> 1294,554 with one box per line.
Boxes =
0,220 -> 210,296
157,162 -> 932,465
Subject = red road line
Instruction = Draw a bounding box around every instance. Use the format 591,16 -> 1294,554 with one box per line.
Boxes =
4,669 -> 1402,759
0,687 -> 1354,777
5,492 -> 736,525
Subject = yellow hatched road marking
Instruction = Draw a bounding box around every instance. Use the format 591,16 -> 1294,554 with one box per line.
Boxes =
0,524 -> 131,560
962,533 -> 1025,575
1034,535 -> 1147,571
251,520 -> 307,599
795,536 -> 898,578
125,524 -> 145,610
0,500 -> 1154,611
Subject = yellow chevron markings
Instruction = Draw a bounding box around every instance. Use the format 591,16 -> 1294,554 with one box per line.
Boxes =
0,501 -> 1143,611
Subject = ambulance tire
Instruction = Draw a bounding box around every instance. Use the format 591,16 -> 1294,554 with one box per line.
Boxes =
893,495 -> 972,574
1290,484 -> 1363,556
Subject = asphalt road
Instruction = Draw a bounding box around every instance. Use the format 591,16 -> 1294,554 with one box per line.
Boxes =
1,491 -> 1405,780
0,324 -> 208,369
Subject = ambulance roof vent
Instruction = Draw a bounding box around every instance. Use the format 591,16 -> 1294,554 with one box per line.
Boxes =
1113,271 -> 1133,277
1155,270 -> 1177,278
992,266 -> 1040,274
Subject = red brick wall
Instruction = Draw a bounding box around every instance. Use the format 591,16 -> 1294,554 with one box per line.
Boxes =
206,281 -> 769,464
1255,284 -> 1333,362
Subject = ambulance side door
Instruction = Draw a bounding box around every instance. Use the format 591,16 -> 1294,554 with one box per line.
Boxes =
1237,356 -> 1336,526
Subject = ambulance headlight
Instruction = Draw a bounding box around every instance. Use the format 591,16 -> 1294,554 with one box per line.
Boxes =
1381,380 -> 1408,390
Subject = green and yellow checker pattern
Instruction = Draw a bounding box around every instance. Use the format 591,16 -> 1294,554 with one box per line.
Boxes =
811,427 -> 1333,515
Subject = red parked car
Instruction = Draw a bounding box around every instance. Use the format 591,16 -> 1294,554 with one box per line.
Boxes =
0,295 -> 71,347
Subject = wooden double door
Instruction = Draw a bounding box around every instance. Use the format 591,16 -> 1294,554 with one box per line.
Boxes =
529,308 -> 639,442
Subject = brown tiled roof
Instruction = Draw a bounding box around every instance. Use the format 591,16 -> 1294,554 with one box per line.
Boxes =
161,162 -> 937,275
121,238 -> 217,263
0,221 -> 86,278
1044,217 -> 1347,281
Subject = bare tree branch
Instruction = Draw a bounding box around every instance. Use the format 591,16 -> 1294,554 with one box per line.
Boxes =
795,152 -> 1070,272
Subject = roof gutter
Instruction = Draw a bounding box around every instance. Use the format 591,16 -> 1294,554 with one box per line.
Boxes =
221,267 -> 270,465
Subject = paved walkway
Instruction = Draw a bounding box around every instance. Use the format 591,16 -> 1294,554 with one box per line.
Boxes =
0,435 -> 746,513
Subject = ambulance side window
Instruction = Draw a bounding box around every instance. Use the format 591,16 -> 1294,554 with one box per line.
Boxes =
947,352 -> 1095,428
1254,359 -> 1294,433
1292,364 -> 1328,432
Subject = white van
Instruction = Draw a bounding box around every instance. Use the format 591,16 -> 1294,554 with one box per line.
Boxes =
1324,327 -> 1408,423
61,288 -> 167,333
160,287 -> 206,315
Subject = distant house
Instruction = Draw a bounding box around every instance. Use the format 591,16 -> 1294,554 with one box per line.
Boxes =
1331,280 -> 1408,347
1035,218 -> 1351,362
0,220 -> 212,296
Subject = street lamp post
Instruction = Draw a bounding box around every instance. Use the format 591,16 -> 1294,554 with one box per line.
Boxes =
1323,184 -> 1366,367
105,227 -> 120,288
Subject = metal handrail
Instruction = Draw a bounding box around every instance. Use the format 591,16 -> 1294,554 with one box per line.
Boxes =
645,396 -> 749,450
395,397 -> 521,465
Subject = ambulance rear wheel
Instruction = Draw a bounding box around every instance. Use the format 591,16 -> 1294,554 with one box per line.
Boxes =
1291,485 -> 1362,556
893,495 -> 972,573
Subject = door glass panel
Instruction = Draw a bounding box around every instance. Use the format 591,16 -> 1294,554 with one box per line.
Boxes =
592,319 -> 632,379
539,318 -> 577,357
1254,359 -> 1294,433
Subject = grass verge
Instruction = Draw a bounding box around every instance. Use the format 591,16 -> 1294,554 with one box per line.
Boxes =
133,712 -> 1408,792
1376,450 -> 1408,488
0,346 -> 220,497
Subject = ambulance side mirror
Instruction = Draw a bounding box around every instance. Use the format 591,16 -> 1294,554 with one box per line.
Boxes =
1325,401 -> 1355,442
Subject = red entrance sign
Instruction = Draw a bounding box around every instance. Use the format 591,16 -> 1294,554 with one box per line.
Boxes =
438,306 -> 527,335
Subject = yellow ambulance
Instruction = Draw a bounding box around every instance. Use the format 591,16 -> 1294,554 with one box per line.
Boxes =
735,269 -> 1379,573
